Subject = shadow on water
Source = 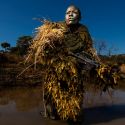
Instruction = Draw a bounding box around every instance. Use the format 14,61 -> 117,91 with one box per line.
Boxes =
83,104 -> 125,125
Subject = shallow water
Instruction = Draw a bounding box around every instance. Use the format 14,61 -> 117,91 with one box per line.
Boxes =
0,87 -> 125,125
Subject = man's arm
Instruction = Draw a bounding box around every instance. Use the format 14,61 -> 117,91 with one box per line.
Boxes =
79,25 -> 101,63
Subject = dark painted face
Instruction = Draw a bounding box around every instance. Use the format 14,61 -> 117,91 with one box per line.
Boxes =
65,6 -> 80,25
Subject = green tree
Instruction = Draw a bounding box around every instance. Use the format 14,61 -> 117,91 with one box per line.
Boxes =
1,42 -> 10,51
16,36 -> 33,55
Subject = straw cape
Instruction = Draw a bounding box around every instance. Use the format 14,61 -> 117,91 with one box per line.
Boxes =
26,20 -> 120,121
26,20 -> 84,121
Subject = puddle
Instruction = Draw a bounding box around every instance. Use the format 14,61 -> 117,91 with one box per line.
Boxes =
0,87 -> 125,125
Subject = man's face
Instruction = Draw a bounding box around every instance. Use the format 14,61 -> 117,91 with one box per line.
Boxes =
65,6 -> 80,25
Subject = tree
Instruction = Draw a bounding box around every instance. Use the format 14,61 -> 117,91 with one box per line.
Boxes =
95,41 -> 107,55
1,42 -> 10,51
107,45 -> 119,56
16,36 -> 33,55
10,47 -> 19,54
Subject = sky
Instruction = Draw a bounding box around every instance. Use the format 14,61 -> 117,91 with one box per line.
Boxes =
0,0 -> 125,54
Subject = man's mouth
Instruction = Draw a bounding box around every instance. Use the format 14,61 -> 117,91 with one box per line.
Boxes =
68,18 -> 74,21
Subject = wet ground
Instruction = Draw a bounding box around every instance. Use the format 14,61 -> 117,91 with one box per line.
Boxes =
0,87 -> 125,125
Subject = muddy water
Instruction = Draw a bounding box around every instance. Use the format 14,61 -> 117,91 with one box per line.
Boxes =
0,87 -> 125,125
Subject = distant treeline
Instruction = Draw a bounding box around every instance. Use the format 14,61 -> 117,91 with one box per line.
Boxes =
99,54 -> 125,65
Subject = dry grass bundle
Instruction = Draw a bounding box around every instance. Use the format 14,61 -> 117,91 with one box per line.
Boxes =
26,20 -> 66,65
95,64 -> 120,91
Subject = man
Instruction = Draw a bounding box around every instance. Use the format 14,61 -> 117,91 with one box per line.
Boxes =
44,5 -> 100,121
62,5 -> 100,62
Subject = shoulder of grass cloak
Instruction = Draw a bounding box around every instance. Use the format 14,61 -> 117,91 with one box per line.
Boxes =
78,23 -> 90,32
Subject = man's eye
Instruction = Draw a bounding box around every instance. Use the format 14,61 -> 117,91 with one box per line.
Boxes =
66,12 -> 70,14
73,11 -> 78,14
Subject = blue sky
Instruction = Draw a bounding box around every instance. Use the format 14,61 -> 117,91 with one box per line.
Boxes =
0,0 -> 125,54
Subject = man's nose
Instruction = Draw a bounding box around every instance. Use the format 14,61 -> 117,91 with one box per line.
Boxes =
69,12 -> 73,16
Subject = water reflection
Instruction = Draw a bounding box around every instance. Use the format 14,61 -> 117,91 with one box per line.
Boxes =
0,87 -> 43,111
0,87 -> 125,125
